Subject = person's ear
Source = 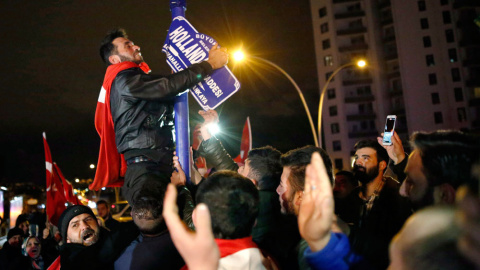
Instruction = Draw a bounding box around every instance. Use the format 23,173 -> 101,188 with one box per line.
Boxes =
192,208 -> 197,227
109,55 -> 121,65
435,183 -> 456,205
379,160 -> 387,171
295,191 -> 303,206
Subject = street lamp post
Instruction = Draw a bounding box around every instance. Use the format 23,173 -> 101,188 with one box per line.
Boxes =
234,50 -> 366,149
246,55 -> 319,147
318,60 -> 366,148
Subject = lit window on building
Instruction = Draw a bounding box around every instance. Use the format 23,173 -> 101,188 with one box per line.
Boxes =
448,48 -> 457,62
434,112 -> 443,124
324,55 -> 334,66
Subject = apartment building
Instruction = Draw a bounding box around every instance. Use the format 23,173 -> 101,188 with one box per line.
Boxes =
310,0 -> 480,171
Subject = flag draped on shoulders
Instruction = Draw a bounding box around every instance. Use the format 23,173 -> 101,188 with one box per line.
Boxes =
90,61 -> 151,190
43,133 -> 67,226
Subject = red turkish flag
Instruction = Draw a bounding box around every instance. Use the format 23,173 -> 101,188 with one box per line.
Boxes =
43,133 -> 67,226
54,163 -> 82,205
234,117 -> 252,165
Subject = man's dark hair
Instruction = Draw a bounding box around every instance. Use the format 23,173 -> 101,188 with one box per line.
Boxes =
411,130 -> 480,189
99,28 -> 128,65
96,200 -> 108,208
354,139 -> 389,164
281,145 -> 334,194
335,170 -> 357,186
196,171 -> 259,239
247,146 -> 282,191
402,207 -> 475,270
131,181 -> 167,235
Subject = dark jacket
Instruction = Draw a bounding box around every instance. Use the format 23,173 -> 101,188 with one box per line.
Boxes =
110,61 -> 212,154
197,137 -> 239,171
115,228 -> 184,270
339,177 -> 412,270
60,222 -> 139,270
0,242 -> 23,270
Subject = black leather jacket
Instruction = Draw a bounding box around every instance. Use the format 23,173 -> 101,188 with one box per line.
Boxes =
197,137 -> 239,171
110,61 -> 213,154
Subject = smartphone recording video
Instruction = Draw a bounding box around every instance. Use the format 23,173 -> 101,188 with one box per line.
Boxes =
382,115 -> 397,146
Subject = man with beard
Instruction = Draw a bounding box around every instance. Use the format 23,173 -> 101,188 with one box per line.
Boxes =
58,205 -> 139,269
378,130 -> 480,210
96,200 -> 119,231
95,28 -> 228,205
337,139 -> 411,270
277,145 -> 334,270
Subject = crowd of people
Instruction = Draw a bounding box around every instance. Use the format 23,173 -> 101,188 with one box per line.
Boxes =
2,27 -> 480,269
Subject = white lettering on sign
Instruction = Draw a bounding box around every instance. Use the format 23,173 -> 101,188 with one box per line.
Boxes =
170,26 -> 207,64
167,53 -> 182,71
206,77 -> 224,98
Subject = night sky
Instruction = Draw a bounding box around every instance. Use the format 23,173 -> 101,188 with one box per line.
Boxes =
0,0 -> 319,186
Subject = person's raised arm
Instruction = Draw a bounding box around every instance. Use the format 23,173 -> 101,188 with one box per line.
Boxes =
377,131 -> 405,165
298,152 -> 334,252
163,184 -> 219,270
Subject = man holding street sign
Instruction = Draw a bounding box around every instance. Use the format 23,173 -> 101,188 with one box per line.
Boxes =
92,28 -> 228,204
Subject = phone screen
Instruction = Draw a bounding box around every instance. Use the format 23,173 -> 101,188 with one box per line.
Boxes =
385,118 -> 395,132
383,117 -> 396,145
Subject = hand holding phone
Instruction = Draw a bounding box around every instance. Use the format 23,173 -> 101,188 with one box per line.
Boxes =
382,115 -> 397,146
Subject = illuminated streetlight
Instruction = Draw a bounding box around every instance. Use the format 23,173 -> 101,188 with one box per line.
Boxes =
233,50 -> 319,147
318,60 -> 367,148
90,164 -> 95,169
75,178 -> 80,183
233,51 -> 245,62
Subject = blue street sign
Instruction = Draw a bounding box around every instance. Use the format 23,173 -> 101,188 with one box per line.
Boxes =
163,16 -> 241,110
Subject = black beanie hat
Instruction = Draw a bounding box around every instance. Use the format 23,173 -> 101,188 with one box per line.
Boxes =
7,227 -> 24,240
58,205 -> 95,241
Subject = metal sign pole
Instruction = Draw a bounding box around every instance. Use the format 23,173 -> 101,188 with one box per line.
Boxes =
170,0 -> 190,181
